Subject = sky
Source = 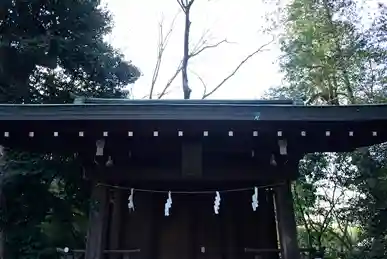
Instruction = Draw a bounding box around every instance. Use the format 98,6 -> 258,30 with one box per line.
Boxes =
102,0 -> 384,100
102,0 -> 285,100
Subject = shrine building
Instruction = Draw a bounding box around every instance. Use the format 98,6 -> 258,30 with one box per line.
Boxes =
1,98 -> 387,259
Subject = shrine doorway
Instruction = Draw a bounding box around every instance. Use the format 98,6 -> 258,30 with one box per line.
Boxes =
121,189 -> 279,259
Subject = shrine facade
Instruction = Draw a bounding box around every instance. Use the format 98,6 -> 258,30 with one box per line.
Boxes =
1,98 -> 387,259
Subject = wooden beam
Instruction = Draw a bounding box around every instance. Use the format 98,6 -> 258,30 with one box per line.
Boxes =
85,183 -> 109,259
91,161 -> 300,182
181,141 -> 203,178
273,181 -> 300,259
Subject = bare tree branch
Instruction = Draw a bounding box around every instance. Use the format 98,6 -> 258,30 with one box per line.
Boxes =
190,69 -> 208,97
177,0 -> 185,10
177,0 -> 195,11
157,36 -> 228,99
158,61 -> 183,99
187,0 -> 196,8
149,13 -> 179,99
189,29 -> 235,57
189,39 -> 229,58
156,35 -> 231,99
158,0 -> 265,99
156,89 -> 173,99
149,24 -> 164,99
142,88 -> 174,99
190,28 -> 211,53
202,37 -> 275,99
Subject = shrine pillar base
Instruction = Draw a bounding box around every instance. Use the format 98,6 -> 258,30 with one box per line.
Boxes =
85,182 -> 109,259
274,181 -> 300,259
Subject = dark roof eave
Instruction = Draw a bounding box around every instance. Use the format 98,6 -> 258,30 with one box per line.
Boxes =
0,102 -> 386,122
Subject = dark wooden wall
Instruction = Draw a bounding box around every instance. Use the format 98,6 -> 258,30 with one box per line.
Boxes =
109,188 -> 280,259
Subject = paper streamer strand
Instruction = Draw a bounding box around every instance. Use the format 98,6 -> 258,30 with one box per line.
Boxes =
128,188 -> 134,211
214,191 -> 221,214
97,182 -> 284,194
252,187 -> 259,211
164,191 -> 172,216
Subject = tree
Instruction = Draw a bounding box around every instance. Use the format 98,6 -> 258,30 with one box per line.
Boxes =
146,0 -> 274,99
148,13 -> 179,100
294,153 -> 360,258
266,0 -> 387,258
0,0 -> 140,103
0,0 -> 140,258
176,0 -> 275,99
277,0 -> 369,105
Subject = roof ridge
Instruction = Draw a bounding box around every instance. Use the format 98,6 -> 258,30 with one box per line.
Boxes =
72,96 -> 297,106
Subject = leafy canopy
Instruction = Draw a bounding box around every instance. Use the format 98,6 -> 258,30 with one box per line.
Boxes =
0,0 -> 140,103
0,0 -> 141,258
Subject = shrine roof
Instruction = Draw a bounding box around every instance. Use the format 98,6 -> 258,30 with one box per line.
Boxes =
0,98 -> 386,122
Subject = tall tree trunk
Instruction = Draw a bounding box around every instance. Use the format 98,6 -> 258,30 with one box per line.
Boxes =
322,0 -> 355,104
182,4 -> 192,99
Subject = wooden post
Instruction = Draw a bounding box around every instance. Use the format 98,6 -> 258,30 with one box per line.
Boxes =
0,146 -> 6,259
274,181 -> 300,259
109,189 -> 123,259
85,182 -> 109,259
260,189 -> 280,259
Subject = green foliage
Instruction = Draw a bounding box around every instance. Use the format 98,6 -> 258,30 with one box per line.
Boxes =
349,147 -> 387,258
0,0 -> 140,103
292,153 -> 359,257
276,0 -> 386,105
0,151 -> 91,259
0,0 -> 141,258
266,0 -> 387,258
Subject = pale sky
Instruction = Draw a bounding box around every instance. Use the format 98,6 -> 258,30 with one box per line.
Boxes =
102,0 -> 383,100
103,0 -> 285,99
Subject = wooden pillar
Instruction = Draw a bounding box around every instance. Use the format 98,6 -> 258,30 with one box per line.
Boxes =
85,182 -> 109,259
274,181 -> 300,259
260,189 -> 280,259
109,189 -> 123,259
0,146 -> 6,259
